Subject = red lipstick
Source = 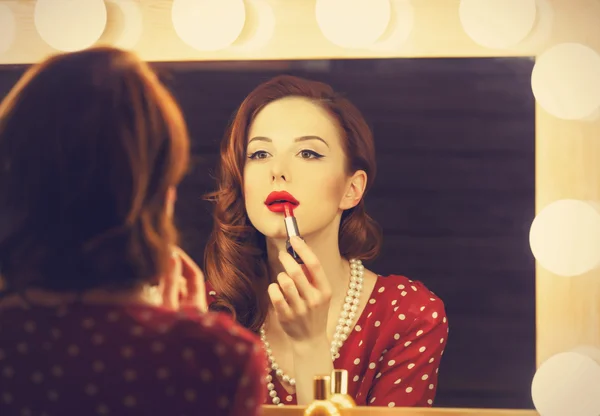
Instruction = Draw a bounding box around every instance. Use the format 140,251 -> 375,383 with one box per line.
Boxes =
283,204 -> 304,264
265,191 -> 299,210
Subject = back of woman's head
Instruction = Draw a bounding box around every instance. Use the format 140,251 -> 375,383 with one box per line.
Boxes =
204,75 -> 382,332
0,47 -> 190,293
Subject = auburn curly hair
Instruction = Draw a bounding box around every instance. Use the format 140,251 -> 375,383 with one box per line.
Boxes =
0,47 -> 189,295
204,75 -> 382,333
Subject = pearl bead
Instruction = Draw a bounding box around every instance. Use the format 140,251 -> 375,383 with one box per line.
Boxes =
260,259 -> 362,407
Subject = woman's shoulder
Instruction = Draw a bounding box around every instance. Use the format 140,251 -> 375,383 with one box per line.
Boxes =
369,273 -> 447,328
375,274 -> 444,303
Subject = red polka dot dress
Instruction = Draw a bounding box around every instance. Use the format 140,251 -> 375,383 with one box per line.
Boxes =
0,303 -> 267,416
208,274 -> 448,408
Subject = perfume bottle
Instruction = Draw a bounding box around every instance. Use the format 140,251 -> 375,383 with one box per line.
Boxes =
329,369 -> 356,409
303,376 -> 341,416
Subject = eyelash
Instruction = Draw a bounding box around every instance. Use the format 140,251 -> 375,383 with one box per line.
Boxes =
247,149 -> 325,160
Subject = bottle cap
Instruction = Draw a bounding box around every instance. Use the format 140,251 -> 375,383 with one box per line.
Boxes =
331,369 -> 349,394
313,375 -> 331,400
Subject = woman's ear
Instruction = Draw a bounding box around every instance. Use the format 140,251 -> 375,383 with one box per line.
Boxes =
340,170 -> 367,210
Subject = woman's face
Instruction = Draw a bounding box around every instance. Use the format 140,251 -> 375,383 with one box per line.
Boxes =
243,96 -> 358,241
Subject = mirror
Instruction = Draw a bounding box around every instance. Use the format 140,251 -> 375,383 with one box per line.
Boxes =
0,56 -> 535,409
160,57 -> 535,409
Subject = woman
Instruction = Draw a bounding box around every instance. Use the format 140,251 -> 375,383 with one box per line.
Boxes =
0,47 -> 265,416
204,75 -> 449,407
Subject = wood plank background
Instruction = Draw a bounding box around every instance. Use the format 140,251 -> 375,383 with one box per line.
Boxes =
0,57 -> 536,409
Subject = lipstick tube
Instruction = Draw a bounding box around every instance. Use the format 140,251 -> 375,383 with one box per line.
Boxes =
283,205 -> 304,264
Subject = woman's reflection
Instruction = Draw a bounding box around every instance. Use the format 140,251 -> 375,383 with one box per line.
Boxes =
203,75 -> 449,407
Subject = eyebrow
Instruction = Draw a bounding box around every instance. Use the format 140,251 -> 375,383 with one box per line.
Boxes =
247,135 -> 330,148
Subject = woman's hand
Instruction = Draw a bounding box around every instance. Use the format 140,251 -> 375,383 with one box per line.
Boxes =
268,236 -> 332,344
160,246 -> 208,312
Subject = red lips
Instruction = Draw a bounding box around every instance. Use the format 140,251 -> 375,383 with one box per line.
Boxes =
264,191 -> 299,206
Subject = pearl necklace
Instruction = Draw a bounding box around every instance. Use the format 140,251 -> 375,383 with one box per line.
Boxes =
260,258 -> 364,406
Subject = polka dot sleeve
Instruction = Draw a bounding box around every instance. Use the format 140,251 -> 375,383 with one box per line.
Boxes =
230,344 -> 268,416
369,297 -> 448,407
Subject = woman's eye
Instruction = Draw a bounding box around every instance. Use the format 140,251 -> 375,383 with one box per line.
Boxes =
299,150 -> 324,159
248,151 -> 269,160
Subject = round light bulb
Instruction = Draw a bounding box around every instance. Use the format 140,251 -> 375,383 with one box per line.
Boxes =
532,350 -> 600,416
172,0 -> 246,51
531,43 -> 600,120
459,0 -> 537,49
34,0 -> 107,52
315,0 -> 391,49
529,199 -> 600,277
105,0 -> 143,50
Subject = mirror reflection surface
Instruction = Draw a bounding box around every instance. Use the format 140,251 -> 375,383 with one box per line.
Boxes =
0,56 -> 536,410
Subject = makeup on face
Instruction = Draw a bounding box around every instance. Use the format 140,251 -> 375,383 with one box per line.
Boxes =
264,190 -> 304,264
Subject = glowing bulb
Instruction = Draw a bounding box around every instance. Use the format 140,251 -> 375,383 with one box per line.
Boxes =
531,43 -> 600,120
529,199 -> 600,277
370,0 -> 414,51
230,0 -> 275,52
459,0 -> 536,49
105,0 -> 143,50
532,350 -> 600,416
172,0 -> 246,51
34,0 -> 107,52
315,0 -> 391,49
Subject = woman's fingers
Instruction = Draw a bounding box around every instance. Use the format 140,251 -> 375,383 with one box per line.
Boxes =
278,250 -> 320,304
159,247 -> 208,313
173,246 -> 207,312
268,282 -> 293,322
288,236 -> 331,298
276,272 -> 307,314
161,251 -> 182,310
